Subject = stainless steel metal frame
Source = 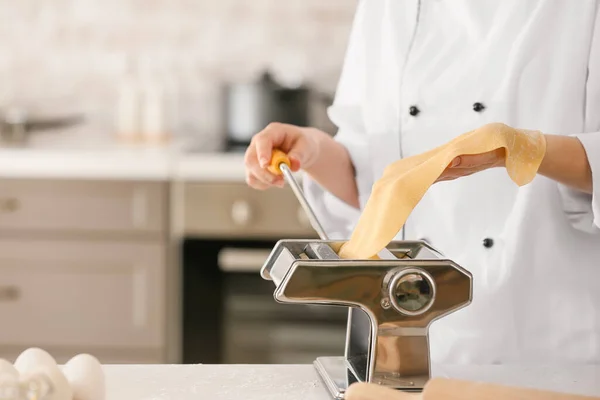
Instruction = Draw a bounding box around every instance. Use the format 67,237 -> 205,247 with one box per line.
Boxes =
261,239 -> 473,399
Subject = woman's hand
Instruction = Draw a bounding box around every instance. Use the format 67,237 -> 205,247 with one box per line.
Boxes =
244,123 -> 321,190
435,132 -> 593,194
244,122 -> 361,208
436,148 -> 506,182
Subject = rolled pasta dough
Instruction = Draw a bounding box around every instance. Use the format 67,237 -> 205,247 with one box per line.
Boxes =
338,123 -> 547,260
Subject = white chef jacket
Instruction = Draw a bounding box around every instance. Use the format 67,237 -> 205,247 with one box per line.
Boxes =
304,0 -> 600,364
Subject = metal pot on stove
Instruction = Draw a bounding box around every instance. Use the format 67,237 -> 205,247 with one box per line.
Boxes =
222,71 -> 331,150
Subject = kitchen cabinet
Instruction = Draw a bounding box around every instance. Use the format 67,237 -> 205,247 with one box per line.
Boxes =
0,179 -> 166,237
183,182 -> 315,239
0,179 -> 171,364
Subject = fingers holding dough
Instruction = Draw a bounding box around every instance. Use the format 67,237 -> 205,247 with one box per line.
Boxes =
436,167 -> 487,182
450,148 -> 505,169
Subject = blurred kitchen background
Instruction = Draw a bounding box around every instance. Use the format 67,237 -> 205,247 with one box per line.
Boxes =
0,0 -> 357,365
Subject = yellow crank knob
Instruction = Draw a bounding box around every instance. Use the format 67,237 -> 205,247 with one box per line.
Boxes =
267,149 -> 291,175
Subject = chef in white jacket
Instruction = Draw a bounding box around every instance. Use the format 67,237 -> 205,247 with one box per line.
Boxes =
244,1 -> 600,365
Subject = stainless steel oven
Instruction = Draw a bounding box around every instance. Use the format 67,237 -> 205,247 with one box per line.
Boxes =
181,181 -> 347,364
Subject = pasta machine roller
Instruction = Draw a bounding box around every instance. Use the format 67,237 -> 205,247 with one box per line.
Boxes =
260,240 -> 473,399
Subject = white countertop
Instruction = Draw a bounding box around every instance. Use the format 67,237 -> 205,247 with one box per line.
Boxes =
0,146 -> 308,182
0,145 -> 250,181
174,152 -> 250,181
105,364 -> 600,400
0,147 -> 175,180
0,125 -> 317,182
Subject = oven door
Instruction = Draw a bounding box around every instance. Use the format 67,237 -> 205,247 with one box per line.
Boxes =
218,247 -> 348,364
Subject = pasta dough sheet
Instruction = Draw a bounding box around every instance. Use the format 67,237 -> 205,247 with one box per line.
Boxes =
338,123 -> 547,260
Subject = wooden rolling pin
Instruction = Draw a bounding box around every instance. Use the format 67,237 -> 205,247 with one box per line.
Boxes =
345,378 -> 600,400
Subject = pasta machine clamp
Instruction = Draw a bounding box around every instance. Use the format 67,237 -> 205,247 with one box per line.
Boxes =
262,150 -> 474,399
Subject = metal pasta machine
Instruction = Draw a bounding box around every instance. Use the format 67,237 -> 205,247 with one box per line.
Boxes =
262,150 -> 474,399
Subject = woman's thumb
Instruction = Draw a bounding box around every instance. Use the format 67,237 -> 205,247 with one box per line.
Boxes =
287,145 -> 308,171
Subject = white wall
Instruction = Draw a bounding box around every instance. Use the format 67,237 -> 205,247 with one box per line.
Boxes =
0,0 -> 357,144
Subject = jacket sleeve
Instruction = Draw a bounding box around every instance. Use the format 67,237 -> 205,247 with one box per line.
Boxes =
302,0 -> 373,240
564,133 -> 600,232
558,4 -> 600,234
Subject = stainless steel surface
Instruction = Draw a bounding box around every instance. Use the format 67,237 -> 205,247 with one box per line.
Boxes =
222,71 -> 332,149
279,163 -> 329,240
387,267 -> 436,316
261,239 -> 473,394
314,357 -> 354,400
223,75 -> 279,144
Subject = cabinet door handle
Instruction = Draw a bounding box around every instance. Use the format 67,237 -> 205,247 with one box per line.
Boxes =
0,198 -> 20,213
0,286 -> 21,301
218,248 -> 271,272
231,200 -> 253,226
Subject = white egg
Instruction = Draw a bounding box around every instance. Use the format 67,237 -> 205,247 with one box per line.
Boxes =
0,358 -> 18,378
20,365 -> 73,400
14,348 -> 57,372
63,354 -> 105,400
14,348 -> 73,400
0,358 -> 20,397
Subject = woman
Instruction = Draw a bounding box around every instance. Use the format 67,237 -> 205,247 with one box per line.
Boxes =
244,1 -> 600,365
